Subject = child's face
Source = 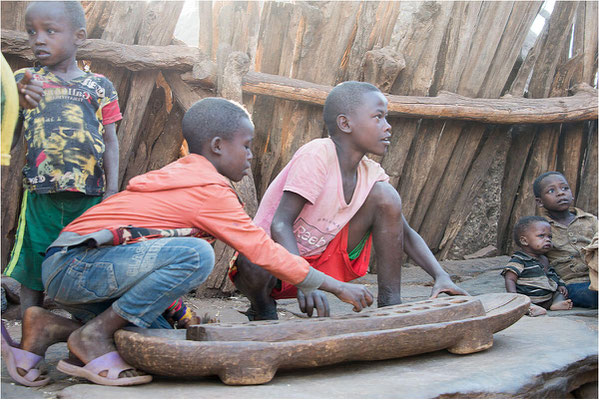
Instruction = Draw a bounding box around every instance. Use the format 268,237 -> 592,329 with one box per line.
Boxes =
536,174 -> 573,212
520,221 -> 552,254
214,118 -> 254,182
25,3 -> 83,68
347,91 -> 392,156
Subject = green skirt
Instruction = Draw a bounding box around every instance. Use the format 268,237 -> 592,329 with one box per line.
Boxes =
4,191 -> 102,291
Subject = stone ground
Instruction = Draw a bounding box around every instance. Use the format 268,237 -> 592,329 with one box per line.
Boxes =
2,256 -> 597,398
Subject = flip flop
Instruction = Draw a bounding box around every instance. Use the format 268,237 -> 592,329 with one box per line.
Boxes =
2,321 -> 20,348
56,351 -> 152,386
0,325 -> 50,387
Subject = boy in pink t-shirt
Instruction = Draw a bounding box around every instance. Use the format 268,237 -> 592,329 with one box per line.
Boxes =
232,81 -> 468,320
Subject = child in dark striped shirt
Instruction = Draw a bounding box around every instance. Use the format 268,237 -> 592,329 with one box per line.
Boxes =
502,216 -> 572,316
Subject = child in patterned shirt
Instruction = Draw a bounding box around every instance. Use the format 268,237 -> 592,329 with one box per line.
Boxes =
3,3 -> 121,385
502,216 -> 572,316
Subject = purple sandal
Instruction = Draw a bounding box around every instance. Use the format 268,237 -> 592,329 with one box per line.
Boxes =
1,323 -> 50,387
57,351 -> 152,386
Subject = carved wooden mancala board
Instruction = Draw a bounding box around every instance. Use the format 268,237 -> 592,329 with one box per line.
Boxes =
114,293 -> 529,385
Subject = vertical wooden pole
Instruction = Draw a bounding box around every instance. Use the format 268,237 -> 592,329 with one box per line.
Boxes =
117,1 -> 184,188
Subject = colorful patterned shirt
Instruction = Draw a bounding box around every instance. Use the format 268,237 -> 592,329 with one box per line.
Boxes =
502,251 -> 565,304
541,207 -> 598,284
15,67 -> 122,195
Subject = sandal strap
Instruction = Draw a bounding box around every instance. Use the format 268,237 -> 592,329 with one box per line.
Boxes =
23,367 -> 41,382
85,351 -> 134,380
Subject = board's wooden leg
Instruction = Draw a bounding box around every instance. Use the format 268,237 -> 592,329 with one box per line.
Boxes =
447,325 -> 493,354
218,365 -> 277,385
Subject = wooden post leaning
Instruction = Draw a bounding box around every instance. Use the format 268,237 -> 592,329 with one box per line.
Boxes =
115,293 -> 529,385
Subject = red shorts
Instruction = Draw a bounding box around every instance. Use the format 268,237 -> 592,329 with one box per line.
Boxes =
270,224 -> 372,299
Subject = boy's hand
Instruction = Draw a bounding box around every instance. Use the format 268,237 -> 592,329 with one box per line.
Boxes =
17,70 -> 43,109
297,289 -> 330,317
314,275 -> 374,315
558,285 -> 568,297
430,274 -> 469,298
333,281 -> 374,312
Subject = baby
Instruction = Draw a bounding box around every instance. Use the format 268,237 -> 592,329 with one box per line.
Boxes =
502,216 -> 572,316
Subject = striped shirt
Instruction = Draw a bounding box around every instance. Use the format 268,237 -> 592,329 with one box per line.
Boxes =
502,251 -> 565,304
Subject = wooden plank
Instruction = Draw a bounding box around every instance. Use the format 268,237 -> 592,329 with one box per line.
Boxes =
392,1 -> 479,232
575,121 -> 598,214
438,1 -> 543,257
478,1 -> 543,97
390,1 -> 454,96
438,127 -> 512,259
87,2 -> 148,138
558,122 -> 586,196
198,1 -> 213,58
215,1 -> 261,64
417,124 -> 486,250
117,1 -> 184,187
415,2 -> 525,253
394,120 -> 444,221
457,1 -> 515,97
1,1 -> 27,30
553,54 -> 586,196
527,1 -> 578,98
82,1 -> 114,39
496,126 -> 536,254
430,1 -> 483,94
121,83 -> 169,185
582,1 -> 598,85
342,2 -> 401,83
407,122 -> 464,231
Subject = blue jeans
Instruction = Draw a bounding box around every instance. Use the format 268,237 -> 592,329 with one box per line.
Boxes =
566,282 -> 598,309
42,237 -> 215,328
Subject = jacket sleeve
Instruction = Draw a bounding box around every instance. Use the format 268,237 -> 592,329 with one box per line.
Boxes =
192,184 -> 314,286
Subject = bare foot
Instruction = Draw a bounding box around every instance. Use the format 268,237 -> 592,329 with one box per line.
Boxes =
20,306 -> 81,355
550,299 -> 573,311
16,306 -> 81,379
66,307 -> 147,379
527,304 -> 547,317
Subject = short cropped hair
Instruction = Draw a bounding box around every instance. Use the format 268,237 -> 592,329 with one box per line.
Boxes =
182,97 -> 252,154
28,1 -> 86,30
513,216 -> 549,247
533,171 -> 566,197
323,81 -> 381,135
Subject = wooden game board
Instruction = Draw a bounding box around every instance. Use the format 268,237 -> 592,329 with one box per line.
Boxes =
114,293 -> 529,385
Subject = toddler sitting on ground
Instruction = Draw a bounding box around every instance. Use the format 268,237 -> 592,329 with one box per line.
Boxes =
502,216 -> 572,316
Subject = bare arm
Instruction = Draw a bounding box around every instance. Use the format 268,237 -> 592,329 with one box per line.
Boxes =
101,123 -> 119,200
503,270 -> 518,293
402,215 -> 469,297
270,191 -> 306,256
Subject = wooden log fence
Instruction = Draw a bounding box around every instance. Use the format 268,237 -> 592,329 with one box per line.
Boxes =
3,28 -> 597,125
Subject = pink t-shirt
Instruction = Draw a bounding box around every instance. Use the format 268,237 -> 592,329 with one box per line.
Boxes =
254,138 -> 389,257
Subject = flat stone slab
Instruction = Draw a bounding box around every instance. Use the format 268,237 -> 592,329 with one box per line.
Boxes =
57,315 -> 597,398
